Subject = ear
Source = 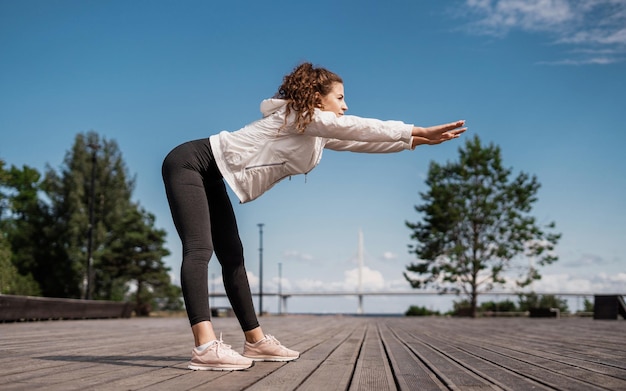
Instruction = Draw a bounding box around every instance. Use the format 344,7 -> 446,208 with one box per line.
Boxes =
314,91 -> 322,108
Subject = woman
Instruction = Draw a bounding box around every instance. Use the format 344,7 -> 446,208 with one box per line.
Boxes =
162,62 -> 466,371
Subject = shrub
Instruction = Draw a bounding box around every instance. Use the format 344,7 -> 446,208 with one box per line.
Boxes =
405,305 -> 440,316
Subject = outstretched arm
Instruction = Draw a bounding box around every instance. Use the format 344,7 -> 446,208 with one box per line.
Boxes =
411,120 -> 467,148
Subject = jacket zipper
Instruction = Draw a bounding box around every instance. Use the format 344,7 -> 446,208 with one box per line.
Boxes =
244,161 -> 287,170
244,161 -> 309,184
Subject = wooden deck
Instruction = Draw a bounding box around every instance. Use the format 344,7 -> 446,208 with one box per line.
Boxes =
1,315 -> 624,390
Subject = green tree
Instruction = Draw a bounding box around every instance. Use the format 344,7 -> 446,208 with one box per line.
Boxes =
102,206 -> 179,315
405,135 -> 561,318
0,160 -> 9,219
1,133 -> 178,315
518,293 -> 569,313
43,132 -> 136,299
405,305 -> 440,316
0,160 -> 43,295
0,235 -> 41,295
479,299 -> 517,312
0,234 -> 15,293
582,297 -> 594,313
449,299 -> 472,317
40,131 -> 178,314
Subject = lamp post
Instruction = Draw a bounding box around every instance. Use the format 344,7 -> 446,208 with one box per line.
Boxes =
211,273 -> 216,309
278,262 -> 282,315
258,223 -> 264,316
86,142 -> 100,300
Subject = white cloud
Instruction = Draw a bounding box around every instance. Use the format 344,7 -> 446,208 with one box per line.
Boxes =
271,276 -> 293,291
246,271 -> 259,288
282,250 -> 314,262
219,258 -> 622,309
464,0 -> 575,33
461,0 -> 626,64
382,251 -> 398,260
344,266 -> 386,291
275,266 -> 388,292
263,265 -> 411,293
213,264 -> 622,314
536,57 -> 620,65
559,27 -> 626,45
531,272 -> 626,293
563,253 -> 611,267
386,277 -> 413,290
168,271 -> 180,286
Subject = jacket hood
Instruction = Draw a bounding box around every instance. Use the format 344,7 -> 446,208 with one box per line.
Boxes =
260,99 -> 288,117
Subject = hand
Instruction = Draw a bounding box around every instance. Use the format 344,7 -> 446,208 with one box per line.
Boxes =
411,120 -> 467,148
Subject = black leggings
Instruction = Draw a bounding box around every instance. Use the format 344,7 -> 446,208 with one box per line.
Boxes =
162,138 -> 259,331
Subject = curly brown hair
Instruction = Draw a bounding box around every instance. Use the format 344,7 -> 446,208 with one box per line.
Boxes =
274,62 -> 343,132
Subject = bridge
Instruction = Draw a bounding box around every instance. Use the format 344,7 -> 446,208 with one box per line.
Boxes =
2,291 -> 624,322
210,290 -> 626,317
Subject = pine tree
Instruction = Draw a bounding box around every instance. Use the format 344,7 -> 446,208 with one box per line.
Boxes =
1,133 -> 179,313
0,160 -> 44,296
405,135 -> 561,317
40,131 -> 179,312
102,205 -> 179,315
42,131 -> 124,298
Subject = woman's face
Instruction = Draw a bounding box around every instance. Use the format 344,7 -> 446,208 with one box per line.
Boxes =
319,82 -> 348,117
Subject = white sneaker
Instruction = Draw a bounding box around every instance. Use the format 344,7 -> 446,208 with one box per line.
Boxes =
243,334 -> 299,362
188,335 -> 254,371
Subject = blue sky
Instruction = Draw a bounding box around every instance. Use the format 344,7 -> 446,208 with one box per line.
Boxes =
1,0 -> 625,314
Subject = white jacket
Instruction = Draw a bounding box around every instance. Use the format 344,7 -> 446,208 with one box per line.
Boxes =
210,99 -> 414,203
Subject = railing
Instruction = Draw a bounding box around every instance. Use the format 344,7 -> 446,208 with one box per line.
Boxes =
209,290 -> 625,318
2,292 -> 623,321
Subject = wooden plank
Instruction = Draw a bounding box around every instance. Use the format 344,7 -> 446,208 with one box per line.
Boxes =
1,315 -> 625,390
455,321 -> 626,382
1,318 -> 189,390
379,321 -> 448,391
133,315 -> 356,391
245,317 -> 363,391
398,318 -> 626,391
389,320 -> 502,390
99,317 -> 255,391
297,322 -> 366,391
397,320 -> 558,390
133,317 -> 296,391
347,322 -> 396,391
485,319 -> 626,363
450,337 -> 626,390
